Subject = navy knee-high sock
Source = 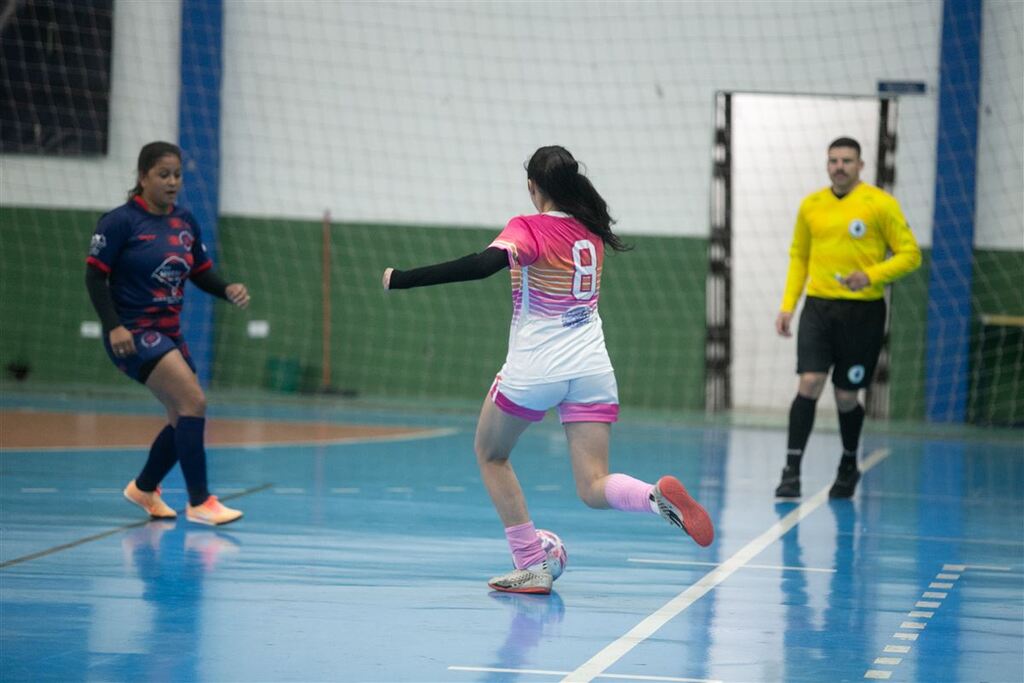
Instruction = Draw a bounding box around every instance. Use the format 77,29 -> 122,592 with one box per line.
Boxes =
837,404 -> 865,470
787,395 -> 818,471
175,416 -> 210,506
136,425 -> 177,491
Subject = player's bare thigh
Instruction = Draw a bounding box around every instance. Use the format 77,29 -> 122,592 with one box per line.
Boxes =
145,350 -> 206,422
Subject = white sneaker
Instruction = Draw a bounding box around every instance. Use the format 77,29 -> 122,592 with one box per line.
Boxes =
488,560 -> 553,594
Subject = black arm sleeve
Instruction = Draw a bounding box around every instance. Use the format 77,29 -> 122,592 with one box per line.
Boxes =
190,268 -> 230,299
85,265 -> 122,333
389,247 -> 509,290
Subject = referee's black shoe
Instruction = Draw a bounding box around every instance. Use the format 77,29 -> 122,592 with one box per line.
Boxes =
829,464 -> 861,499
774,466 -> 801,499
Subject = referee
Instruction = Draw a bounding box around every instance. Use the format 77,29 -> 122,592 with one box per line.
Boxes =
774,137 -> 921,499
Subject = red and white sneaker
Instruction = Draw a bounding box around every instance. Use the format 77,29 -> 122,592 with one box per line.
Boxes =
651,475 -> 714,547
123,480 -> 177,519
186,496 -> 243,526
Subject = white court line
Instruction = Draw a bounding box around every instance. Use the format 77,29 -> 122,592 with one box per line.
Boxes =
628,558 -> 836,573
915,601 -> 941,608
273,488 -> 306,494
331,487 -> 360,494
448,666 -> 722,683
20,487 -> 57,494
883,645 -> 910,654
561,447 -> 892,683
436,486 -> 466,493
0,427 -> 457,453
864,671 -> 892,680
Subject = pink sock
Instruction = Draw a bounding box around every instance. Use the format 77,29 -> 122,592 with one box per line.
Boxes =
505,521 -> 547,569
604,473 -> 655,513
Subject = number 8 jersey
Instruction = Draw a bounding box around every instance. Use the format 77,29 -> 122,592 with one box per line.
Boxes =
489,211 -> 614,383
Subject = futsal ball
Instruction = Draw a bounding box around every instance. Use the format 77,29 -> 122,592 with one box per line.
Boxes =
536,528 -> 567,580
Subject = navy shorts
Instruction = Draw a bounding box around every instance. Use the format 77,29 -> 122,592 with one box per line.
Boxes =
796,296 -> 886,390
105,330 -> 196,385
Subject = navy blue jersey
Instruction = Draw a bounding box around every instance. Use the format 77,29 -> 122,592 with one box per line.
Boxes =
86,196 -> 213,335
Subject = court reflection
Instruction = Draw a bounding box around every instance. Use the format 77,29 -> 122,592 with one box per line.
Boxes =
105,520 -> 241,682
774,499 -> 866,680
484,590 -> 566,678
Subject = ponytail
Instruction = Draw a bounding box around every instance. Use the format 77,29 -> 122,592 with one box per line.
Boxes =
525,146 -> 631,252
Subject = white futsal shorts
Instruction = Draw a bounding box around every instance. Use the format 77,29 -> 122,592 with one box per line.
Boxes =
488,371 -> 619,423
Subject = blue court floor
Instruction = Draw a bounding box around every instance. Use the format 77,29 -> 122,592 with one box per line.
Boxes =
1,397 -> 1022,682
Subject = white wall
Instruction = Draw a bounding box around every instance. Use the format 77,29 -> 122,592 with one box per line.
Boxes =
1,0 -> 180,209
4,0 -> 953,244
976,0 -> 1024,250
731,94 -> 881,413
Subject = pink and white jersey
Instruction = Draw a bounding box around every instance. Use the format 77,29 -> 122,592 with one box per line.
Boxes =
489,211 -> 614,383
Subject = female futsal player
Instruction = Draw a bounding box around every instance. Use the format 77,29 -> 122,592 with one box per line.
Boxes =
382,146 -> 713,593
86,141 -> 248,526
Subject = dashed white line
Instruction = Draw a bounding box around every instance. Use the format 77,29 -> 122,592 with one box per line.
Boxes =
929,582 -> 953,589
900,621 -> 926,630
883,645 -> 910,654
922,591 -> 947,599
915,601 -> 941,609
864,671 -> 892,680
907,611 -> 933,618
873,657 -> 901,666
893,632 -> 919,641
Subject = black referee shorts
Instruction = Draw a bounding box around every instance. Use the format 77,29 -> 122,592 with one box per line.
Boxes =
796,296 -> 886,390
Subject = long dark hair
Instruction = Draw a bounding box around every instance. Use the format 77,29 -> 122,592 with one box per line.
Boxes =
127,141 -> 181,200
525,146 -> 631,252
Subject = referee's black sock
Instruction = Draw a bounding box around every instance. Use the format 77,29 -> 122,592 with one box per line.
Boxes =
786,395 -> 818,471
136,424 -> 177,491
838,404 -> 865,470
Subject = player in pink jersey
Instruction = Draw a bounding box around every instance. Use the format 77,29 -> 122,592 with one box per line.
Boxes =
383,146 -> 713,594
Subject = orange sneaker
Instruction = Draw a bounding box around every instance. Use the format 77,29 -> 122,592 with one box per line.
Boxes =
123,480 -> 177,519
186,496 -> 243,526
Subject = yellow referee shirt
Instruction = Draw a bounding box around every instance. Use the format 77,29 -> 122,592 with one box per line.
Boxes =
780,182 -> 922,313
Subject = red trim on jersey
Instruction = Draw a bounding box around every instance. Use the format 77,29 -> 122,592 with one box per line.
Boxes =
86,256 -> 111,273
191,261 -> 213,276
132,195 -> 175,215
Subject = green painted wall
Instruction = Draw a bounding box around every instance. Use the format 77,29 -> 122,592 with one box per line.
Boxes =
212,216 -> 708,411
3,205 -> 1020,423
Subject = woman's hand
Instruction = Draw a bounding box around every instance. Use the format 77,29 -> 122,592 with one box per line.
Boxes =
226,283 -> 250,308
109,326 -> 136,358
382,268 -> 394,290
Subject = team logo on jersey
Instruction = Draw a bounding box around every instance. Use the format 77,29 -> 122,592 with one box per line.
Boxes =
179,231 -> 194,250
848,219 -> 867,238
140,331 -> 162,349
168,217 -> 184,229
847,364 -> 866,384
562,305 -> 592,329
151,255 -> 190,300
89,234 -> 107,255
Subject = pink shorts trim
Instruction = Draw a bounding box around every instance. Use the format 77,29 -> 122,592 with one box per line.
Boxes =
490,385 -> 547,422
558,402 -> 620,424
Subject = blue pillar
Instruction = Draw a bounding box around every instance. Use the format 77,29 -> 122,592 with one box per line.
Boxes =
177,0 -> 223,386
925,0 -> 983,422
